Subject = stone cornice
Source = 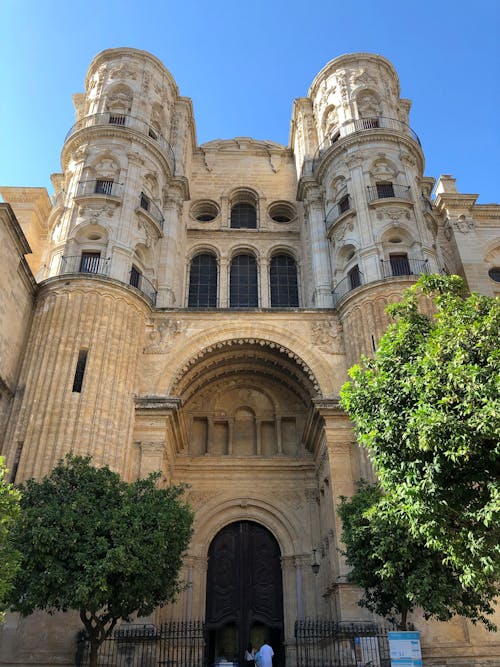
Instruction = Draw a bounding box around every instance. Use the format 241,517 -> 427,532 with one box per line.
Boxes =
134,395 -> 183,411
434,192 -> 479,213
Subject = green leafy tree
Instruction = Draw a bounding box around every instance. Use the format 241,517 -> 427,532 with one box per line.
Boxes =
338,480 -> 496,630
340,274 -> 500,609
0,457 -> 20,621
8,454 -> 194,667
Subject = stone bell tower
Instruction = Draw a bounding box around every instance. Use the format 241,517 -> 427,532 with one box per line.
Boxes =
292,53 -> 440,363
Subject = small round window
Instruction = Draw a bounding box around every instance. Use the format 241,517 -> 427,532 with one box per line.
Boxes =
268,201 -> 296,223
488,267 -> 500,282
190,200 -> 219,222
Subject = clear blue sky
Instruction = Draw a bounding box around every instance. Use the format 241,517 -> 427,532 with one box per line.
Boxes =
1,0 -> 499,203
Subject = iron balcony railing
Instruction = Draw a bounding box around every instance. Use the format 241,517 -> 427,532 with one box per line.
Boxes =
138,192 -> 164,230
326,193 -> 352,229
64,113 -> 176,172
129,269 -> 157,305
60,255 -> 110,276
76,179 -> 123,198
312,116 -> 420,173
332,269 -> 365,307
57,257 -> 157,305
381,257 -> 430,278
367,183 -> 412,202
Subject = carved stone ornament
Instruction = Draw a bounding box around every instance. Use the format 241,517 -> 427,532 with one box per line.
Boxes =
185,490 -> 221,509
78,205 -> 114,220
333,219 -> 354,242
137,217 -> 155,248
443,218 -> 453,241
350,68 -> 377,87
144,318 -> 182,353
305,488 -> 320,503
376,207 -> 411,221
110,62 -> 137,80
310,320 -> 343,354
453,214 -> 475,233
267,151 -> 283,173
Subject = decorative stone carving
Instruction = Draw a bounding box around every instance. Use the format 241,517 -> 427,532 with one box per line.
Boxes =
109,62 -> 137,80
453,214 -> 475,233
310,320 -> 343,354
78,205 -> 114,220
333,219 -> 355,242
144,318 -> 182,353
357,91 -> 380,117
185,490 -> 221,509
350,69 -> 377,87
376,207 -> 411,221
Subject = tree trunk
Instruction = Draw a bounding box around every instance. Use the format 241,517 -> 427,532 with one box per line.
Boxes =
400,607 -> 408,631
89,636 -> 100,667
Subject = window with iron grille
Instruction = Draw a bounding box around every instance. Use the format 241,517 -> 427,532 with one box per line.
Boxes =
109,114 -> 126,125
231,203 -> 257,229
348,264 -> 361,289
72,349 -> 88,393
95,179 -> 114,195
79,252 -> 101,273
389,254 -> 411,276
188,253 -> 218,307
270,255 -> 299,307
130,265 -> 141,288
376,182 -> 395,198
230,254 -> 258,307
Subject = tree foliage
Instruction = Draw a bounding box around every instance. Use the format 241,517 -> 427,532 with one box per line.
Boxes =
0,457 -> 20,622
340,275 -> 500,611
8,454 -> 194,666
338,481 -> 496,630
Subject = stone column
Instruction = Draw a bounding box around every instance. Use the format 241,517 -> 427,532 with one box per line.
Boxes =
219,257 -> 229,308
260,256 -> 270,307
303,185 -> 333,307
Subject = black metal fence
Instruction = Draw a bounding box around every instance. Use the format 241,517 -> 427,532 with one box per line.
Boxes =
79,621 -> 205,667
295,620 -> 391,667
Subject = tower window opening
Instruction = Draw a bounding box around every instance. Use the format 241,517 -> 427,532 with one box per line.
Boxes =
389,254 -> 411,276
348,264 -> 361,290
338,194 -> 350,214
79,252 -> 101,274
95,179 -> 114,195
109,113 -> 126,126
376,182 -> 395,198
72,349 -> 88,393
231,202 -> 257,229
9,441 -> 24,483
130,265 -> 142,289
488,267 -> 500,283
140,192 -> 150,212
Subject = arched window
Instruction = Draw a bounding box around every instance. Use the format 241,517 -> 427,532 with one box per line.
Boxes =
230,254 -> 258,307
231,203 -> 257,229
188,253 -> 218,307
270,254 -> 299,307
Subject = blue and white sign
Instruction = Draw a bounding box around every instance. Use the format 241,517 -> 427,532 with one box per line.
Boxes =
388,631 -> 422,667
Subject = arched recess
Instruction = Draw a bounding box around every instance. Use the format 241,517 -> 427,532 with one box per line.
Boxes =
170,338 -> 322,457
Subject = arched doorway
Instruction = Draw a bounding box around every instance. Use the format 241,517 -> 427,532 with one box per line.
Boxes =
206,521 -> 284,667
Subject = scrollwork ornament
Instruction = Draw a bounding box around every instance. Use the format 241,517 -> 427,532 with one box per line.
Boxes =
144,318 -> 182,354
311,320 -> 343,354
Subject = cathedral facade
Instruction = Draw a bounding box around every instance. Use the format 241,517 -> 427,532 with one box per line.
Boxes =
0,48 -> 499,666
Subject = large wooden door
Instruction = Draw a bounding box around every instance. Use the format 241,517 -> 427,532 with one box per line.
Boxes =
206,521 -> 284,667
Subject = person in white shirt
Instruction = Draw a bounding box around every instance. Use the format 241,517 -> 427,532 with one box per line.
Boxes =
258,640 -> 274,667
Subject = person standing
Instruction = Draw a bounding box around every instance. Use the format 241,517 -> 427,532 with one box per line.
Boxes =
259,640 -> 274,667
244,643 -> 255,667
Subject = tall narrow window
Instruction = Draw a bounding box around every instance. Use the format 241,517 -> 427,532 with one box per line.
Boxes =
231,203 -> 257,229
188,253 -> 218,307
130,265 -> 141,289
72,349 -> 88,393
230,254 -> 258,307
79,252 -> 100,273
348,264 -> 361,289
270,254 -> 299,307
390,254 -> 410,276
9,442 -> 24,483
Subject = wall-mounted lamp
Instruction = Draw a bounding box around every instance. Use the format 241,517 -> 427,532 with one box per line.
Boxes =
311,548 -> 320,575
